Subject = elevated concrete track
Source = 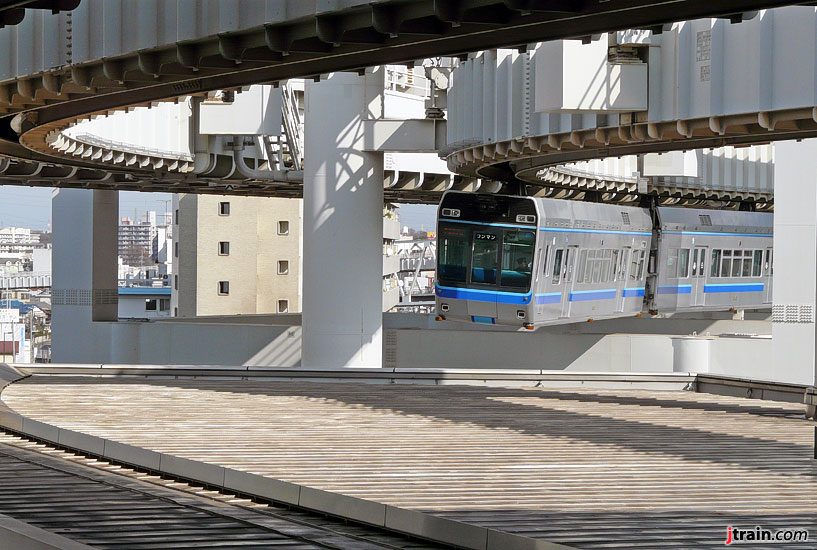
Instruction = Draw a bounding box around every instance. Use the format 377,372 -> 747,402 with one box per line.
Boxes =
0,0 -> 807,197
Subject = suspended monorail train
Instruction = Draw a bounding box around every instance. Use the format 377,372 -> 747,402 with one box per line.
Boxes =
434,191 -> 773,328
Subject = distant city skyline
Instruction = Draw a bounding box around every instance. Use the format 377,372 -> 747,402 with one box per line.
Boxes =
0,186 -> 437,231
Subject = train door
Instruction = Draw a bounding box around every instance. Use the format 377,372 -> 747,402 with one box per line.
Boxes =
764,247 -> 773,302
615,247 -> 631,312
690,246 -> 707,306
560,246 -> 578,317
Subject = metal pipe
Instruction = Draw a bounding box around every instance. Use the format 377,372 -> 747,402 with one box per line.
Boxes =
232,136 -> 303,182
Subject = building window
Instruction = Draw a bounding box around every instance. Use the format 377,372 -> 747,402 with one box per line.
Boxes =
145,299 -> 157,311
174,242 -> 178,258
159,298 -> 170,311
175,209 -> 179,224
278,299 -> 289,313
278,260 -> 289,275
219,202 -> 230,216
278,220 -> 289,235
218,241 -> 230,255
174,275 -> 178,290
218,281 -> 230,295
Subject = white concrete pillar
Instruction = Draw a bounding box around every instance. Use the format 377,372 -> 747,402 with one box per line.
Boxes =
772,139 -> 817,386
51,189 -> 118,363
302,70 -> 385,368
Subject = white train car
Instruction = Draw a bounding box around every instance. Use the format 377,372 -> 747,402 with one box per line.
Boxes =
435,191 -> 772,328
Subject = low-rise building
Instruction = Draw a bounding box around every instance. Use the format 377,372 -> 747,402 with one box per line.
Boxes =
118,287 -> 172,319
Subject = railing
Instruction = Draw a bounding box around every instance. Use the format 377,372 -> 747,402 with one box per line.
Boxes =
385,66 -> 430,98
280,83 -> 303,171
73,133 -> 194,162
0,272 -> 52,289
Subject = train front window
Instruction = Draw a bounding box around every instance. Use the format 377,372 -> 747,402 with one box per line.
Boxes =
471,232 -> 499,284
438,225 -> 469,283
500,231 -> 535,289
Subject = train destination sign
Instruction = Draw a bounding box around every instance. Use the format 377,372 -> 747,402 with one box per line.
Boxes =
474,232 -> 497,241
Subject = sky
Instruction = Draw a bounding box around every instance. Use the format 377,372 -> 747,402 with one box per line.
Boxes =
0,185 -> 437,231
0,186 -> 174,230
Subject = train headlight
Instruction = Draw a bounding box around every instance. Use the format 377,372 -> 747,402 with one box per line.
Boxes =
517,310 -> 526,319
440,303 -> 450,312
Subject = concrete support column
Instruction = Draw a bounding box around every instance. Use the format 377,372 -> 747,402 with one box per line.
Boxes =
772,139 -> 817,386
52,189 -> 118,363
92,190 -> 119,322
302,70 -> 384,368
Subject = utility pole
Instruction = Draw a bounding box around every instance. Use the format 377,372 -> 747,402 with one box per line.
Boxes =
29,311 -> 34,363
159,199 -> 172,227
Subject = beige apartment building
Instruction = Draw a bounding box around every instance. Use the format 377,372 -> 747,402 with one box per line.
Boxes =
171,194 -> 302,317
171,194 -> 402,317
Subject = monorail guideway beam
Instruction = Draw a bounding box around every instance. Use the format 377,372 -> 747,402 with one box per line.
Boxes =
302,70 -> 386,369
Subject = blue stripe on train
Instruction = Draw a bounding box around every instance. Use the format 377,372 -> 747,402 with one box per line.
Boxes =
622,287 -> 645,298
535,292 -> 561,304
569,289 -> 616,302
704,283 -> 765,293
657,285 -> 692,295
435,285 -> 532,305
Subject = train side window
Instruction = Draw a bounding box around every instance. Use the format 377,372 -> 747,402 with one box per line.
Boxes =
603,249 -> 613,282
611,250 -> 619,281
678,249 -> 690,278
629,250 -> 639,280
621,248 -> 629,278
721,250 -> 732,277
636,249 -> 646,280
577,249 -> 588,283
666,248 -> 679,278
552,249 -> 564,284
699,250 -> 705,276
729,251 -> 738,277
563,249 -> 573,282
592,252 -> 602,283
741,250 -> 752,277
543,246 -> 551,277
597,250 -> 604,283
691,249 -> 698,276
731,249 -> 743,277
752,250 -> 763,277
711,250 -> 721,277
585,250 -> 596,283
764,249 -> 771,276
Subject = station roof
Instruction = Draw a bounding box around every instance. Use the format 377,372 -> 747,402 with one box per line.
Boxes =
2,375 -> 814,549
